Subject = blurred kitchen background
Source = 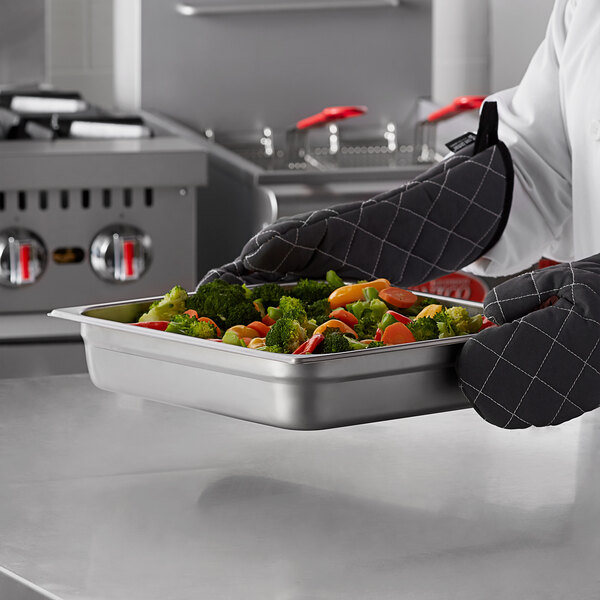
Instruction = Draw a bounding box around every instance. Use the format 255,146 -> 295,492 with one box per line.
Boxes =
0,0 -> 554,379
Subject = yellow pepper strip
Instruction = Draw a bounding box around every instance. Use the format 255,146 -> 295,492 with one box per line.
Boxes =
328,278 -> 391,310
226,325 -> 260,339
313,319 -> 357,338
247,337 -> 266,349
414,304 -> 444,320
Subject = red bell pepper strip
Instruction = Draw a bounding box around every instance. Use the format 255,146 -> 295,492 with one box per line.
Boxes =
292,340 -> 310,355
386,310 -> 412,325
262,314 -> 277,327
292,334 -> 325,355
478,316 -> 497,331
131,321 -> 169,331
374,328 -> 383,341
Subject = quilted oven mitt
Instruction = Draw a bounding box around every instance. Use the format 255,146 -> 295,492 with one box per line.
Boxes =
198,102 -> 514,288
457,257 -> 600,428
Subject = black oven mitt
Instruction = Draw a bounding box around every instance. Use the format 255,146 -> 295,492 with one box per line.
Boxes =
457,256 -> 600,428
198,102 -> 513,287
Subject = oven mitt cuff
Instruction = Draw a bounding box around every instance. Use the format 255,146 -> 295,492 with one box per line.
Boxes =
199,102 -> 513,287
457,255 -> 600,429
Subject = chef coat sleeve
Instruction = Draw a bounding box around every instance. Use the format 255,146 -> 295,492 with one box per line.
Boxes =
464,0 -> 575,277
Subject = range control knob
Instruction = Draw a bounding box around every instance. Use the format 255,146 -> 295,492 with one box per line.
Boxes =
90,225 -> 152,282
0,228 -> 47,287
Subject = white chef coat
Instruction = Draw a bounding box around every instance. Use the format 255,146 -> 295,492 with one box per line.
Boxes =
466,0 -> 600,277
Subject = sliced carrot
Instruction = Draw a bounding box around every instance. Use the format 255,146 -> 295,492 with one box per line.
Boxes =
328,278 -> 391,310
313,319 -> 357,338
198,316 -> 222,337
247,320 -> 270,337
379,287 -> 418,309
183,309 -> 199,318
381,322 -> 415,345
328,308 -> 359,327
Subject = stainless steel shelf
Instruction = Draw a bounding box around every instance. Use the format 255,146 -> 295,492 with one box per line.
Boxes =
175,0 -> 400,17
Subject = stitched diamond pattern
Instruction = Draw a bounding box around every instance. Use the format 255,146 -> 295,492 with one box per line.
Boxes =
457,258 -> 600,428
198,144 -> 510,287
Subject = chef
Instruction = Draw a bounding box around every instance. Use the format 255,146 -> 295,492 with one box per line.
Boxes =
200,0 -> 600,429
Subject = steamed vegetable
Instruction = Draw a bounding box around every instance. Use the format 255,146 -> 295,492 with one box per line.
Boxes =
291,278 -> 336,304
328,278 -> 391,309
313,319 -> 357,338
381,322 -> 415,345
265,317 -> 307,353
321,329 -> 353,354
378,287 -> 418,309
406,316 -> 439,341
139,285 -> 188,323
306,298 -> 332,325
165,313 -> 217,339
186,279 -> 260,331
250,282 -> 286,309
132,270 -> 484,355
436,306 -> 483,337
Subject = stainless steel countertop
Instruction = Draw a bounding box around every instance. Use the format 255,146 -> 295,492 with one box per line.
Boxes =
0,374 -> 599,600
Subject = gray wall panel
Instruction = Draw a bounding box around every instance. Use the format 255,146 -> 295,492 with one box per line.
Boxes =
140,1 -> 432,142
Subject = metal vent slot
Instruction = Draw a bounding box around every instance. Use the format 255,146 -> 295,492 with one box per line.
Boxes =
144,188 -> 154,207
124,188 -> 132,208
0,192 -> 4,211
39,190 -> 48,210
18,191 -> 26,211
60,190 -> 69,210
102,189 -> 111,208
81,189 -> 90,209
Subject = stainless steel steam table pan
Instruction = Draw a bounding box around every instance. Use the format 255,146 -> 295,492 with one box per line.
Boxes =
50,293 -> 481,430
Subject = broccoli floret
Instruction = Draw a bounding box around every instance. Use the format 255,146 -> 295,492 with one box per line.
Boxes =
139,285 -> 188,322
186,280 -> 260,331
434,308 -> 456,338
251,283 -> 286,309
406,316 -> 439,341
306,298 -> 331,325
165,314 -> 216,339
345,336 -> 369,351
321,328 -> 352,354
353,311 -> 380,339
279,296 -> 309,326
291,278 -> 336,304
445,306 -> 484,335
259,345 -> 284,353
365,340 -> 386,348
265,317 -> 307,353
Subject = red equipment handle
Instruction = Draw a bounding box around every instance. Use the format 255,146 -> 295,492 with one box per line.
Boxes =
295,105 -> 367,130
426,95 -> 486,123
